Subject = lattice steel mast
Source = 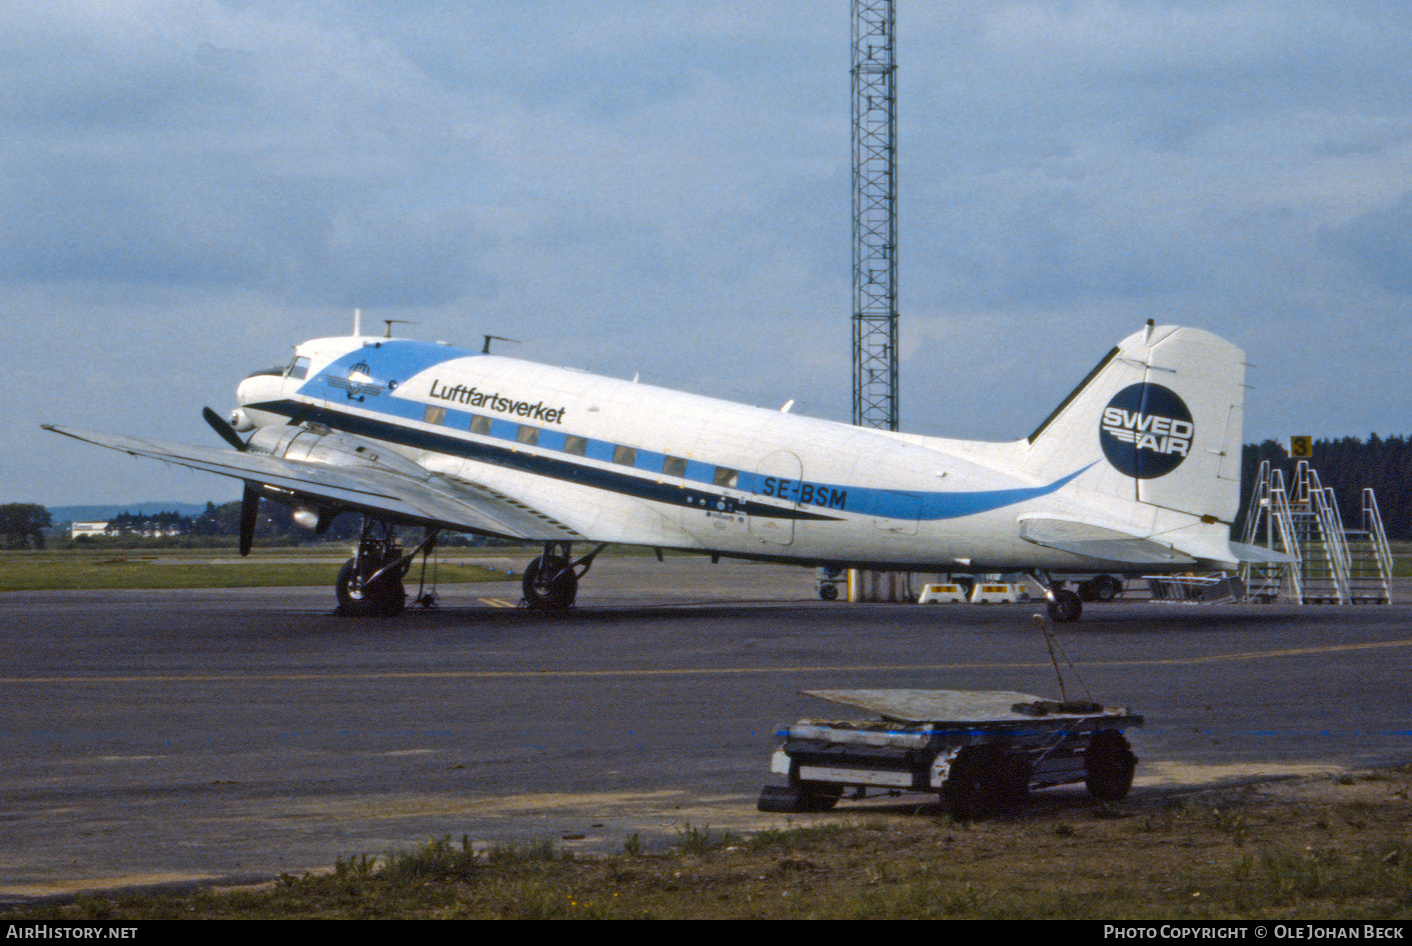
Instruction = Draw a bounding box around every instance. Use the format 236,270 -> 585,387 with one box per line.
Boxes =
851,0 -> 898,430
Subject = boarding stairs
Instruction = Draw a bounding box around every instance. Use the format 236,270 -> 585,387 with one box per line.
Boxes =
1240,460 -> 1393,605
1239,461 -> 1301,603
1345,490 -> 1394,604
1289,463 -> 1349,604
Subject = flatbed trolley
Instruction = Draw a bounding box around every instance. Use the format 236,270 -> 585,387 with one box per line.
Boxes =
759,689 -> 1142,819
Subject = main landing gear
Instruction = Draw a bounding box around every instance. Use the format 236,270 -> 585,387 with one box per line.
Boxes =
521,542 -> 606,611
335,519 -> 438,617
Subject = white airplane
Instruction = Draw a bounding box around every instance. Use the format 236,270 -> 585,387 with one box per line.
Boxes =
45,320 -> 1281,621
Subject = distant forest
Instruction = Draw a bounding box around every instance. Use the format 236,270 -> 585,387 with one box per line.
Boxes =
1240,436 -> 1412,540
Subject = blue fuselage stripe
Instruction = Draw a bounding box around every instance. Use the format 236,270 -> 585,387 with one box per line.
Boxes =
267,341 -> 1086,522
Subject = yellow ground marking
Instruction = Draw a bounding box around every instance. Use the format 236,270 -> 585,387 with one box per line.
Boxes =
477,597 -> 517,608
5,637 -> 1411,687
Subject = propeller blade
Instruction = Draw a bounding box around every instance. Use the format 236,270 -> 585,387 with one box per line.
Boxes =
203,407 -> 247,452
239,482 -> 260,557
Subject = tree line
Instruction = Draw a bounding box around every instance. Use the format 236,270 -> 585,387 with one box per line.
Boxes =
0,503 -> 51,549
1240,435 -> 1412,539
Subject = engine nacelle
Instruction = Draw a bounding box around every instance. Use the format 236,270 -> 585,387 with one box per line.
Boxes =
245,425 -> 428,480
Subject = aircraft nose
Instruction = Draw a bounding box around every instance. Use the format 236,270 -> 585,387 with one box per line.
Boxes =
236,369 -> 284,407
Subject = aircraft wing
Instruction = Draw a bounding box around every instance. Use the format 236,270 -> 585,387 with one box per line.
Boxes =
42,425 -> 581,541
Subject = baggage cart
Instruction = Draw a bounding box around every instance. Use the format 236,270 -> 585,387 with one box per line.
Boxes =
758,689 -> 1141,819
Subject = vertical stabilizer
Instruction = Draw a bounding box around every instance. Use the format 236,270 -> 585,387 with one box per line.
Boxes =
1024,324 -> 1246,524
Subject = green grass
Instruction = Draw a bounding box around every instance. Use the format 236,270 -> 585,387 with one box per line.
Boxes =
9,773 -> 1412,920
0,550 -> 517,592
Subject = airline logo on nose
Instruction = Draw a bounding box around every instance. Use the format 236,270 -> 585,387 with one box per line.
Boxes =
1100,383 -> 1194,479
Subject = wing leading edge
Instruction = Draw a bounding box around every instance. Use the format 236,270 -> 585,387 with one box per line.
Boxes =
42,424 -> 580,542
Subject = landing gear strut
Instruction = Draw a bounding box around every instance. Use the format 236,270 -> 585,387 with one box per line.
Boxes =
335,519 -> 438,618
521,542 -> 605,611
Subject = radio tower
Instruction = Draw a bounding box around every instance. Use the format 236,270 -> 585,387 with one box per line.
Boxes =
851,0 -> 898,431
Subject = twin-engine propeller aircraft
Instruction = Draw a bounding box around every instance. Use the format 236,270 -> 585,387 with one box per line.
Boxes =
45,320 -> 1282,621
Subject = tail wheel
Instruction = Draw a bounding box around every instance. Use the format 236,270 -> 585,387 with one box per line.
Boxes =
1085,730 -> 1137,801
1047,589 -> 1083,623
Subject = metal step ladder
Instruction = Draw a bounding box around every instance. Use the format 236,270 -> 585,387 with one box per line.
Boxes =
1242,460 -> 1393,605
1345,489 -> 1394,604
1290,462 -> 1348,604
1240,461 -> 1300,603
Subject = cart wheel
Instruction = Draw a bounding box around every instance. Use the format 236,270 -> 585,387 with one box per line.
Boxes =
1000,752 -> 1032,807
819,583 -> 839,601
786,761 -> 844,811
757,785 -> 802,812
944,746 -> 1008,820
1085,730 -> 1137,801
797,782 -> 843,812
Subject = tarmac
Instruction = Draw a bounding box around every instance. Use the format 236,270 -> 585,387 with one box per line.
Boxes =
2,556 -> 1409,905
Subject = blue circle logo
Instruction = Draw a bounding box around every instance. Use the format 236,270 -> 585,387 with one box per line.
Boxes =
1099,383 -> 1195,479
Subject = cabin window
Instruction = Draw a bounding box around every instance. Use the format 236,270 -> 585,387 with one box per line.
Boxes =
564,435 -> 588,456
713,466 -> 739,489
470,415 -> 492,435
613,445 -> 637,466
424,406 -> 447,425
662,456 -> 687,478
516,425 -> 539,446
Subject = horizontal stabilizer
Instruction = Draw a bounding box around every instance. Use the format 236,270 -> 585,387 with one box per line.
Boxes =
1018,517 -> 1196,566
1225,541 -> 1298,564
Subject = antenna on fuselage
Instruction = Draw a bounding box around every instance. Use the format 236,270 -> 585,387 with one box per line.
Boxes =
383,319 -> 416,338
353,308 -> 361,336
482,335 -> 520,354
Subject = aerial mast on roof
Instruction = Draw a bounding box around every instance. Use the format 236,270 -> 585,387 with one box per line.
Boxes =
851,0 -> 899,431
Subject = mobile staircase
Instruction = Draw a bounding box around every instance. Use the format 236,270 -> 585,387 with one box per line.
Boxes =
1239,461 -> 1301,603
1240,460 -> 1393,605
1346,489 -> 1394,604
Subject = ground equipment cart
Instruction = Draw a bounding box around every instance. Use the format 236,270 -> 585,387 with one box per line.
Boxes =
758,689 -> 1141,819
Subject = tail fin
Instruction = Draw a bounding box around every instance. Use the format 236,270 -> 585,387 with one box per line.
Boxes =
1024,323 -> 1246,524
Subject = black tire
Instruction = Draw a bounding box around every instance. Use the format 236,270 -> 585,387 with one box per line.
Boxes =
796,782 -> 843,812
522,555 -> 578,611
784,760 -> 845,812
1087,574 -> 1123,603
944,746 -> 1008,820
757,785 -> 804,812
757,783 -> 841,813
819,583 -> 839,601
335,558 -> 406,618
1085,730 -> 1137,801
1047,588 -> 1083,623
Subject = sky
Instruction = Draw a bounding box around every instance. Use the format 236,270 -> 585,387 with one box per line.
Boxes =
5,0 -> 1411,508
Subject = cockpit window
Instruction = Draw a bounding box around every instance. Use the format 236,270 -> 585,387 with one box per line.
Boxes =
286,355 -> 311,380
